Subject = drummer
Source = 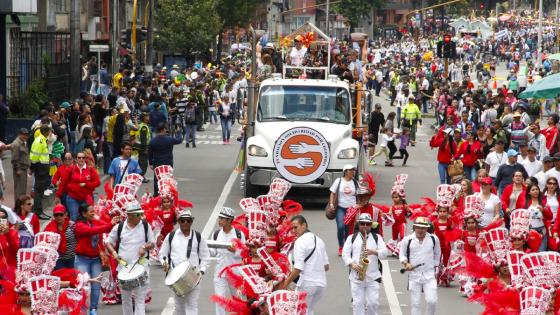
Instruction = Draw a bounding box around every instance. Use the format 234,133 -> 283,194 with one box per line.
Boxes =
210,207 -> 245,315
105,202 -> 156,315
159,209 -> 211,315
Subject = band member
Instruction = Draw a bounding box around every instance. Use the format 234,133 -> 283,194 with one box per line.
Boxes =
210,207 -> 245,315
342,213 -> 388,315
105,201 -> 156,315
281,215 -> 329,315
160,209 -> 211,315
399,217 -> 441,315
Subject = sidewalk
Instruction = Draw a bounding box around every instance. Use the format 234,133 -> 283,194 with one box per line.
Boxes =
1,151 -> 33,209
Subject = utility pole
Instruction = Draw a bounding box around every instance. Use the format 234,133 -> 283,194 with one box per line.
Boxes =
326,0 -> 330,37
145,0 -> 155,74
111,0 -> 119,74
537,0 -> 543,67
70,0 -> 81,99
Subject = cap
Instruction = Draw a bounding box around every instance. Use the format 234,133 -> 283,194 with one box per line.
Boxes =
507,149 -> 519,157
553,152 -> 560,160
481,177 -> 493,185
443,128 -> 453,135
295,35 -> 304,42
18,128 -> 29,134
265,42 -> 274,49
358,213 -> 373,223
172,64 -> 179,69
513,112 -> 522,117
125,201 -> 143,214
130,87 -> 137,93
178,209 -> 193,219
218,207 -> 235,219
543,156 -> 554,163
60,101 -> 71,109
52,204 -> 66,214
413,217 -> 431,228
343,164 -> 356,171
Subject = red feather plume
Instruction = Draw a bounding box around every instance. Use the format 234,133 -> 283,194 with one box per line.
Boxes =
444,228 -> 464,243
361,172 -> 376,197
104,182 -> 114,200
455,252 -> 496,279
210,295 -> 251,315
231,238 -> 250,259
481,219 -> 504,231
372,204 -> 391,214
527,229 -> 543,253
178,199 -> 193,209
282,200 -> 303,216
0,280 -> 24,315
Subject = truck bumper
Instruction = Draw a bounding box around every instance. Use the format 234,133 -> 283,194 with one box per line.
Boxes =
246,167 -> 343,188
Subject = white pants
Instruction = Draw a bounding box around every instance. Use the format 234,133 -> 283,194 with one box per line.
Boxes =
350,280 -> 380,315
214,277 -> 236,315
121,284 -> 148,315
297,283 -> 325,315
409,278 -> 437,315
174,285 -> 201,315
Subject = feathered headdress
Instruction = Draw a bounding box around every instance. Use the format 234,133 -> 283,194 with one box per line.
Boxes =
483,228 -> 510,267
509,209 -> 531,240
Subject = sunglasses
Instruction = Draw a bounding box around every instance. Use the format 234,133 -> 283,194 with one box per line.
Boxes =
132,213 -> 142,217
53,213 -> 65,217
548,182 -> 558,185
77,156 -> 85,159
179,218 -> 193,223
64,157 -> 73,160
359,222 -> 372,226
25,203 -> 33,206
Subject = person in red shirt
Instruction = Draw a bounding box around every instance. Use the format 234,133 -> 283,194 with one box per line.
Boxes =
43,204 -> 76,270
432,206 -> 453,286
542,114 -> 559,155
14,194 -> 39,248
0,208 -> 19,272
343,187 -> 383,237
462,217 -> 480,253
430,127 -> 457,184
56,151 -> 100,221
453,131 -> 482,181
51,152 -> 74,188
74,203 -> 120,315
390,191 -> 409,242
154,196 -> 177,246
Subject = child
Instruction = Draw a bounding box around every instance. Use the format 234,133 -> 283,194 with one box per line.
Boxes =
462,216 -> 480,253
369,128 -> 395,166
433,206 -> 453,286
390,191 -> 409,242
393,127 -> 410,166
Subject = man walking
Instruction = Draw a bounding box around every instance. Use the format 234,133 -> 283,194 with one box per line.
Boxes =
29,125 -> 52,220
148,122 -> 183,195
402,96 -> 422,146
160,209 -> 210,315
342,213 -> 388,315
108,142 -> 142,188
281,215 -> 329,315
399,217 -> 441,315
134,113 -> 151,182
210,207 -> 245,315
10,128 -> 30,199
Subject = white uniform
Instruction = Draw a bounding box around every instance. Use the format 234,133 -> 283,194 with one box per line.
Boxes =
209,228 -> 245,315
342,232 -> 389,315
159,229 -> 211,315
293,232 -> 329,315
398,233 -> 441,315
105,222 -> 156,315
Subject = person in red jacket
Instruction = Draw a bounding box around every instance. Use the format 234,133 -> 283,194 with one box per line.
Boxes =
343,186 -> 383,237
56,151 -> 100,221
0,207 -> 19,271
51,152 -> 74,207
542,114 -> 559,155
521,183 -> 553,251
43,204 -> 76,270
74,203 -> 120,315
453,132 -> 482,181
430,127 -> 457,184
433,206 -> 453,286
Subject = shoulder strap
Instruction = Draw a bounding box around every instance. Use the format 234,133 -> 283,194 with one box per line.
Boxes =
235,228 -> 241,240
430,235 -> 436,248
196,231 -> 201,260
167,230 -> 176,266
186,230 -> 194,259
116,158 -> 132,187
116,222 -> 124,252
213,229 -> 220,241
406,238 -> 413,262
143,220 -> 148,243
304,235 -> 317,263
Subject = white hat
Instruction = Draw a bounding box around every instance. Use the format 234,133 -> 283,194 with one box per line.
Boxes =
126,201 -> 143,214
218,207 -> 235,219
358,213 -> 373,223
343,164 -> 356,171
265,42 -> 274,49
178,209 -> 193,219
172,64 -> 179,69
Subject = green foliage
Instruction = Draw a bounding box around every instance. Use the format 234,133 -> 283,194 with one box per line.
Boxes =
9,80 -> 48,118
154,0 -> 222,55
325,0 -> 383,28
215,0 -> 268,28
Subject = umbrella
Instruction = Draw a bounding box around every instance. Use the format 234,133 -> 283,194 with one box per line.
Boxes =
518,73 -> 560,99
546,53 -> 560,61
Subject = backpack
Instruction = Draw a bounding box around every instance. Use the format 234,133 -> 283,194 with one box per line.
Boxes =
350,232 -> 383,282
18,213 -> 35,249
405,234 -> 436,263
116,220 -> 149,253
167,229 -> 201,266
184,105 -> 196,124
213,228 -> 241,241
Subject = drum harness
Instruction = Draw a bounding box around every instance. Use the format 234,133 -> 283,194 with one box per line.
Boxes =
166,229 -> 202,275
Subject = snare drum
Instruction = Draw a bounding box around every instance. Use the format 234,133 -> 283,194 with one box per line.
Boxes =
117,264 -> 148,291
164,260 -> 201,297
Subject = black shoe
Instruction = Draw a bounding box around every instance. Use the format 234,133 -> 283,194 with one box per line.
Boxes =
142,179 -> 150,183
186,143 -> 190,148
37,213 -> 51,220
192,143 -> 196,148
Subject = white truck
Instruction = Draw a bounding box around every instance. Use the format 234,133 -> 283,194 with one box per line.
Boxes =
243,73 -> 368,197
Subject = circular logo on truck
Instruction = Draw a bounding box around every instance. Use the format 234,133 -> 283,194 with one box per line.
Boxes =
273,127 -> 330,184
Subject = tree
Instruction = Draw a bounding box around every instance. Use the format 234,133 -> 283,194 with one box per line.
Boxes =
154,0 -> 222,59
325,0 -> 383,29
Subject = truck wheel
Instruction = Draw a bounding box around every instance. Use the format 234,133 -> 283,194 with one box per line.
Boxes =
244,168 -> 260,198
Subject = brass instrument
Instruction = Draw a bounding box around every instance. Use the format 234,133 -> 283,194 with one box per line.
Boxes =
357,232 -> 370,281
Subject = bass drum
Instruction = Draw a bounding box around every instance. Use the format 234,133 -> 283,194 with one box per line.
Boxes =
164,260 -> 201,297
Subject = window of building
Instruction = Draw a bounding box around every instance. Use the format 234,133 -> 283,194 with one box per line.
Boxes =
291,16 -> 311,31
52,0 -> 68,13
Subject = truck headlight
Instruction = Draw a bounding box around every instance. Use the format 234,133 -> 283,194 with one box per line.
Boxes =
338,148 -> 357,159
248,145 -> 268,157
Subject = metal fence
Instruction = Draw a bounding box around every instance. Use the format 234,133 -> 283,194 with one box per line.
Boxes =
8,30 -> 71,102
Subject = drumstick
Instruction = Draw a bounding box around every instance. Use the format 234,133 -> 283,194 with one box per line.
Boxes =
399,263 -> 424,274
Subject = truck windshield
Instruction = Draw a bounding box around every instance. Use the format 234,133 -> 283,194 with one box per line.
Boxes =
257,85 -> 351,124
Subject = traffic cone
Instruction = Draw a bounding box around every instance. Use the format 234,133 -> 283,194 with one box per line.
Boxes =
492,77 -> 497,90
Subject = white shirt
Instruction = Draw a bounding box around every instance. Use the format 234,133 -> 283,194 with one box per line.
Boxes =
485,151 -> 507,178
534,170 -> 550,191
1,204 -> 17,225
545,168 -> 560,184
521,159 -> 543,177
342,232 -> 388,283
159,229 -> 211,274
330,178 -> 357,209
293,232 -> 329,287
478,192 -> 501,228
210,228 -> 245,279
528,204 -> 545,229
289,47 -> 307,66
398,233 -> 441,282
379,134 -> 394,147
545,193 -> 559,221
106,221 -> 156,270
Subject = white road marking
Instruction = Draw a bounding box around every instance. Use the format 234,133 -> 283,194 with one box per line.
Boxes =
160,169 -> 238,315
382,260 -> 403,315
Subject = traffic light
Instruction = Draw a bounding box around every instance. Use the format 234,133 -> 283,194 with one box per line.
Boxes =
479,3 -> 485,10
441,34 -> 456,59
437,41 -> 443,58
137,26 -> 148,42
120,28 -> 131,48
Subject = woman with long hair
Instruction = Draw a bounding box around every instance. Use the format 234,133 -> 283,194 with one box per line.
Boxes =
453,131 -> 482,181
74,203 -> 120,315
429,127 -> 456,184
522,183 -> 553,251
477,177 -> 501,228
14,194 -> 39,248
500,170 -> 527,228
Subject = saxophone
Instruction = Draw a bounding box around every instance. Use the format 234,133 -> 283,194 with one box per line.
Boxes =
357,232 -> 370,281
